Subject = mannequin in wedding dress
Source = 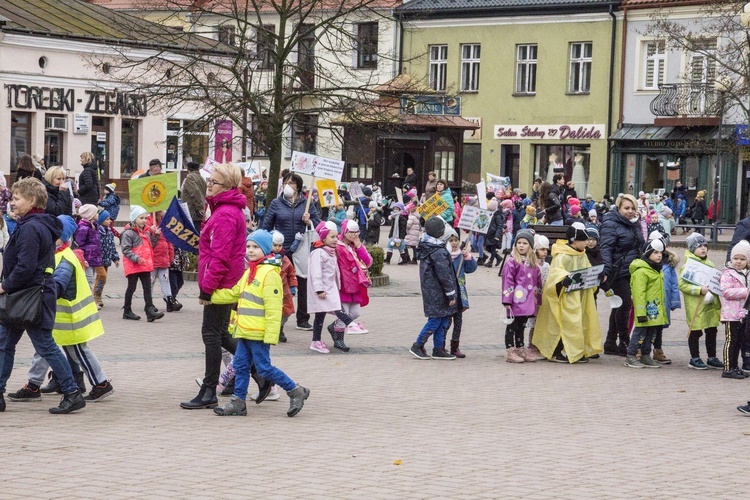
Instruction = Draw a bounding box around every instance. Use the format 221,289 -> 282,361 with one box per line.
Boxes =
546,153 -> 560,184
571,153 -> 587,197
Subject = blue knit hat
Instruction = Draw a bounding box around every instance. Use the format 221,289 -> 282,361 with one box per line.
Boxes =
247,229 -> 273,255
97,210 -> 111,225
57,215 -> 77,243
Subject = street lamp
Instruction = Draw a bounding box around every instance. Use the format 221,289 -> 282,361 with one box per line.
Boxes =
713,75 -> 731,243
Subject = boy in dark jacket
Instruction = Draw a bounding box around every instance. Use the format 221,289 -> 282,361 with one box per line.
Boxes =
409,217 -> 458,360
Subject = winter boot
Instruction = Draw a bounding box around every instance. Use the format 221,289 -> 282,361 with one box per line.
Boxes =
385,252 -> 393,264
476,256 -> 485,266
164,296 -> 174,312
145,305 -> 165,322
278,329 -> 288,343
49,390 -> 86,414
122,307 -> 141,321
286,385 -> 310,417
653,349 -> 671,364
398,252 -> 409,265
450,340 -> 466,358
172,298 -> 183,311
518,347 -> 538,362
220,378 -> 235,397
40,371 -> 63,394
213,395 -> 247,416
617,332 -> 629,356
506,347 -> 525,363
251,364 -> 273,404
329,324 -> 350,352
484,256 -> 494,268
180,385 -> 218,409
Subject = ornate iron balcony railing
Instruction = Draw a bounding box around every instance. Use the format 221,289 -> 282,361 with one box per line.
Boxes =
649,83 -> 721,117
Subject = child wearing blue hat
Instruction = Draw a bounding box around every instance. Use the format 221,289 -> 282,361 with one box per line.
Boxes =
210,230 -> 310,417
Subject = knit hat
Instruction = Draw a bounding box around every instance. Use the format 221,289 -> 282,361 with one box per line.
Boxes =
661,206 -> 673,217
515,229 -> 535,247
78,204 -> 98,221
568,197 -> 580,206
104,183 -> 116,194
368,200 -> 378,210
315,220 -> 338,240
342,219 -> 359,235
588,209 -> 598,218
392,202 -> 405,212
247,229 -> 273,255
442,225 -> 458,242
570,205 -> 581,216
500,199 -> 513,210
487,199 -> 498,211
648,230 -> 665,243
425,216 -> 446,238
534,234 -> 550,250
566,222 -> 588,242
97,210 -> 110,225
686,232 -> 708,253
57,215 -> 77,243
730,240 -> 750,261
130,205 -> 147,222
362,186 -> 373,197
643,238 -> 665,261
271,230 -> 284,245
584,224 -> 599,241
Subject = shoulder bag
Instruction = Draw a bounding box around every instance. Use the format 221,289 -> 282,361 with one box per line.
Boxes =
0,283 -> 45,330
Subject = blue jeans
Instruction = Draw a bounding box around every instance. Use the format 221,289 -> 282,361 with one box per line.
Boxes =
0,325 -> 77,394
233,339 -> 295,400
416,316 -> 451,349
472,234 -> 485,258
549,220 -> 563,226
627,326 -> 657,357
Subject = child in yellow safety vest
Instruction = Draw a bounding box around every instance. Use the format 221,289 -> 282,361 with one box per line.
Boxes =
210,230 -> 310,417
6,215 -> 114,403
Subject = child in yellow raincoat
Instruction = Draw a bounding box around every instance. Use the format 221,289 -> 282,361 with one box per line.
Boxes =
533,222 -> 602,363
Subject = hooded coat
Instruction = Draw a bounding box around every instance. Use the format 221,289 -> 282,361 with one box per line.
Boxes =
501,256 -> 542,317
720,266 -> 750,322
75,219 -> 102,267
1,211 -> 62,330
629,258 -> 667,327
662,250 -> 681,326
404,211 -> 421,247
77,162 -> 100,205
335,239 -> 372,307
99,192 -> 121,221
417,235 -> 458,318
533,242 -> 602,362
678,249 -> 721,330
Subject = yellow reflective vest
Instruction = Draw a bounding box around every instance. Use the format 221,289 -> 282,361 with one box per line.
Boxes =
211,263 -> 283,344
52,247 -> 105,346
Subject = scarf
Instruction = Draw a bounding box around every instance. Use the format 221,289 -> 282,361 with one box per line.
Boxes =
313,241 -> 336,257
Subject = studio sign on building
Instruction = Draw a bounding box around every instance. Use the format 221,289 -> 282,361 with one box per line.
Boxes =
4,84 -> 147,117
493,124 -> 605,140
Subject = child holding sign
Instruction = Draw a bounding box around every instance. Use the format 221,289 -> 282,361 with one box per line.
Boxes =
679,233 -> 722,370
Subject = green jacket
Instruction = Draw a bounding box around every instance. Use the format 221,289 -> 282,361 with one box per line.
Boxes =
629,258 -> 667,327
678,249 -> 721,330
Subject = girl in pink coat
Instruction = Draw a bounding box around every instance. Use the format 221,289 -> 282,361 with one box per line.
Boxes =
334,220 -> 373,336
307,221 -> 356,354
720,240 -> 750,378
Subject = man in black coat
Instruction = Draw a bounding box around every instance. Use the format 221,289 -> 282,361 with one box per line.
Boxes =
727,217 -> 750,263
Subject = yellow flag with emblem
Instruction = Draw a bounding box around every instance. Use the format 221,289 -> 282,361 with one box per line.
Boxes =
128,172 -> 179,213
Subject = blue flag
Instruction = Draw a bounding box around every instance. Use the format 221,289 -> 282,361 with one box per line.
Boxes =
159,196 -> 200,254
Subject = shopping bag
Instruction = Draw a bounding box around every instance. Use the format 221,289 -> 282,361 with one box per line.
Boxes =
291,223 -> 319,279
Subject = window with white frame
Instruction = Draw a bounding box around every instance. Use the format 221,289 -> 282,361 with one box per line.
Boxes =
516,44 -> 537,94
429,45 -> 447,92
569,42 -> 592,93
460,44 -> 480,92
688,38 -> 717,113
356,22 -> 378,69
642,40 -> 665,90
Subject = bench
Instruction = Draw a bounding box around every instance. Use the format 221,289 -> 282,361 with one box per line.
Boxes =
527,224 -> 568,243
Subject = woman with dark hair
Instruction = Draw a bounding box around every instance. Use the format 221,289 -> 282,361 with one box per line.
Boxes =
262,172 -> 321,330
14,154 -> 43,183
538,181 -> 563,225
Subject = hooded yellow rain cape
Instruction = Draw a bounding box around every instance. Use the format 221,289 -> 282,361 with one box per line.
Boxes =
533,242 -> 602,362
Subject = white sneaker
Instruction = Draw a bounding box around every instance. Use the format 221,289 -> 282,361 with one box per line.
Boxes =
346,322 -> 368,335
310,341 -> 330,354
249,385 -> 281,401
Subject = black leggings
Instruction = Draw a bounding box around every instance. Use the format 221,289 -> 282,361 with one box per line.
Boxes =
723,321 -> 745,370
312,311 -> 353,341
296,276 -> 310,325
505,316 -> 528,348
606,277 -> 633,345
688,327 -> 718,359
169,269 -> 184,299
447,310 -> 463,343
124,271 -> 153,309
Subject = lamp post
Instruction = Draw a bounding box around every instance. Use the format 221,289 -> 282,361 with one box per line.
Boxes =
713,75 -> 731,243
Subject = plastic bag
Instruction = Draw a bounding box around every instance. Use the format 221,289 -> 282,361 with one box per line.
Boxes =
291,223 -> 319,279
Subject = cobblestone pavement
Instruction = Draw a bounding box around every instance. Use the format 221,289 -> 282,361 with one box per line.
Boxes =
1,234 -> 749,498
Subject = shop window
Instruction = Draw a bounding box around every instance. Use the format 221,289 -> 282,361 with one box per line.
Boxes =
166,119 -> 209,171
569,42 -> 592,94
44,113 -> 66,168
534,145 -> 590,195
460,44 -> 480,92
516,44 -> 537,95
463,143 -> 482,183
434,136 -> 456,183
10,111 -> 31,173
429,45 -> 447,92
91,117 -> 110,178
356,22 -> 378,69
293,114 -> 317,154
121,119 -> 139,177
500,144 -> 519,188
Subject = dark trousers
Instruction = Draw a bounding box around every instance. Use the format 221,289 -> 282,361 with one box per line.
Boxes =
505,316 -> 529,348
124,271 -> 153,309
723,321 -> 745,370
201,303 -> 237,388
312,311 -> 353,342
169,269 -> 184,299
688,327 -> 717,359
296,276 -> 310,325
653,326 -> 665,350
447,310 -> 463,343
606,278 -> 633,346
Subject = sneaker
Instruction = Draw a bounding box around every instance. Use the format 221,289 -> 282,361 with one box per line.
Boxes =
48,390 -> 86,414
213,396 -> 247,416
310,341 -> 330,354
84,381 -> 114,402
8,384 -> 42,402
505,347 -> 525,363
548,352 -> 568,363
624,355 -> 645,368
574,356 -> 589,364
639,355 -> 661,369
296,322 -> 313,331
706,357 -> 723,369
738,403 -> 750,416
250,385 -> 280,401
722,369 -> 746,380
431,348 -> 456,360
688,357 -> 709,370
518,347 -> 538,362
409,343 -> 430,360
346,323 -> 368,335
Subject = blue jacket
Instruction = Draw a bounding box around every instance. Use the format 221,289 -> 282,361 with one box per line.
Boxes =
451,252 -> 477,309
582,200 -> 596,213
1,211 -> 62,330
99,192 -> 121,221
662,255 -> 681,326
599,210 -> 644,283
261,194 -> 321,254
417,235 -> 458,318
673,199 -> 686,217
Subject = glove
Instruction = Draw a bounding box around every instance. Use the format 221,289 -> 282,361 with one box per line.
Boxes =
637,316 -> 648,323
561,276 -> 573,287
290,286 -> 297,296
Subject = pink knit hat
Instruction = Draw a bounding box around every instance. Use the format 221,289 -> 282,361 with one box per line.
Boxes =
568,197 -> 581,206
78,204 -> 98,221
500,199 -> 513,210
315,220 -> 337,240
570,205 -> 581,216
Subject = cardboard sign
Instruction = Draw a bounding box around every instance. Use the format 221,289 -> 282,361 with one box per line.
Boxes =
476,181 -> 487,209
348,181 -> 364,199
394,187 -> 403,203
681,259 -> 722,296
315,178 -> 340,207
201,157 -> 218,180
235,161 -> 262,182
290,151 -> 345,182
457,206 -> 493,234
417,193 -> 450,219
128,172 -> 179,213
565,265 -> 604,292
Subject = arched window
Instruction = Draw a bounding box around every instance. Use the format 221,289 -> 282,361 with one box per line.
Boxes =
434,136 -> 456,182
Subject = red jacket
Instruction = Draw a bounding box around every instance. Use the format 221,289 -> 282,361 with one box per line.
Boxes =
145,215 -> 174,269
120,225 -> 156,276
239,177 -> 255,214
280,253 -> 298,317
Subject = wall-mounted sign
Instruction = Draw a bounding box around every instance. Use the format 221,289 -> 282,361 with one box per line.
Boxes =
400,95 -> 461,116
96,131 -> 107,142
493,124 -> 605,140
4,84 -> 147,117
74,113 -> 89,134
463,117 -> 482,140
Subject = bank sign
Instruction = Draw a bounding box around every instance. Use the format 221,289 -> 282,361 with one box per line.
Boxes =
4,84 -> 147,117
494,124 -> 605,140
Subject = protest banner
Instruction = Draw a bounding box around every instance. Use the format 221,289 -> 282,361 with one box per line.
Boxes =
128,172 -> 178,213
316,179 -> 340,207
681,258 -> 722,296
486,173 -> 510,198
565,265 -> 604,292
417,193 -> 449,219
160,196 -> 200,253
395,187 -> 403,203
348,181 -> 364,199
290,151 -> 345,182
456,206 -> 493,234
201,157 -> 218,180
235,161 -> 263,182
476,181 -> 487,209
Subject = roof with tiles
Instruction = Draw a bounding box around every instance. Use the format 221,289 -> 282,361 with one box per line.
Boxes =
0,0 -> 231,53
86,0 -> 401,13
396,0 -> 618,13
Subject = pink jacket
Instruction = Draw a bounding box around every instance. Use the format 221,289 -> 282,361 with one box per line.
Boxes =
198,188 -> 248,297
720,267 -> 749,322
307,245 -> 341,313
404,212 -> 421,247
335,240 -> 372,305
501,257 -> 542,317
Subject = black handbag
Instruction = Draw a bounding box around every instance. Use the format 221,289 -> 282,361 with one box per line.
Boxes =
0,284 -> 45,329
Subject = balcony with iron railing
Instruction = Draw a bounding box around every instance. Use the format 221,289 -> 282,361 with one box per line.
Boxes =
649,83 -> 722,126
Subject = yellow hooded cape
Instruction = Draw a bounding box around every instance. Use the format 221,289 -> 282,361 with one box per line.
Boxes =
533,242 -> 602,362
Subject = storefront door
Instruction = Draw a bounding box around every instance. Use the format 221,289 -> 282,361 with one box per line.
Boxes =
91,117 -> 110,183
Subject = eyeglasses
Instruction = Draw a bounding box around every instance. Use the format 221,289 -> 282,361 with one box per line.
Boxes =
207,179 -> 224,187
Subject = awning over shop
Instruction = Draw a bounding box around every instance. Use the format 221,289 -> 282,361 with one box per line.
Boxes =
610,124 -> 734,141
